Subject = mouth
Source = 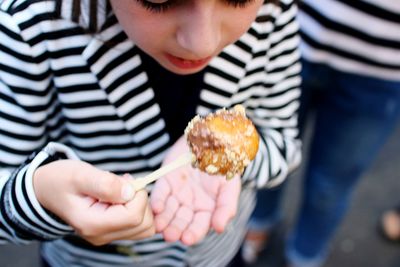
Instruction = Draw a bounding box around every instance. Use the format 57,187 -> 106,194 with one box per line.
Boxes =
165,54 -> 212,70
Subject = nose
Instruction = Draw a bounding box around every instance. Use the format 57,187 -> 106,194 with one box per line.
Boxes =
176,4 -> 221,58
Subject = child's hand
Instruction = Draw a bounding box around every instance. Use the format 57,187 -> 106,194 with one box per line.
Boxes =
33,160 -> 155,245
150,136 -> 241,246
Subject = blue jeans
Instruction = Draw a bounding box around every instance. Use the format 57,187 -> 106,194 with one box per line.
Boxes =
249,60 -> 400,267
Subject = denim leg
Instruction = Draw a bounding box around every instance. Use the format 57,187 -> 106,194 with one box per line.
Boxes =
286,62 -> 400,267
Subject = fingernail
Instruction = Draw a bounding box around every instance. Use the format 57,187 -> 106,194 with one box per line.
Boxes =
121,184 -> 135,201
122,173 -> 133,179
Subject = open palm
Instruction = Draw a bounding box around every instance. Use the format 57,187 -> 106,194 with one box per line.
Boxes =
150,136 -> 241,246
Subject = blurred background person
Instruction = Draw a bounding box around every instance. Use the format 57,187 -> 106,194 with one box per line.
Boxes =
242,0 -> 400,267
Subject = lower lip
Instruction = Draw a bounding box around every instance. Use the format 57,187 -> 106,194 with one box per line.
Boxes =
165,54 -> 211,70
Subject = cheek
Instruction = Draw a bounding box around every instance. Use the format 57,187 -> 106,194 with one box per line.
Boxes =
221,21 -> 252,49
227,21 -> 252,42
120,20 -> 172,58
222,3 -> 263,45
126,27 -> 161,54
111,1 -> 170,55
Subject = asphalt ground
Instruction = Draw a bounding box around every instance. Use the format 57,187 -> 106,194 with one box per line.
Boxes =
1,122 -> 400,267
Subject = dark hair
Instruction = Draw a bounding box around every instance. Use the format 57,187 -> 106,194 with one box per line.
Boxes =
56,0 -> 281,32
55,0 -> 111,32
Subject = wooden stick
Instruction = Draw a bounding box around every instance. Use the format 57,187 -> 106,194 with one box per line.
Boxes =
131,152 -> 192,191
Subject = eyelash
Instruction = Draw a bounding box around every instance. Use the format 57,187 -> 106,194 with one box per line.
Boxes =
136,0 -> 256,13
136,0 -> 175,13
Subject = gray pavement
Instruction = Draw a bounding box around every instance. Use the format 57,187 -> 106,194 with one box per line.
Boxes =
1,124 -> 400,267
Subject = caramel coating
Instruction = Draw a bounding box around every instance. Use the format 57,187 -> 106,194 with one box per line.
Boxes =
185,105 -> 259,179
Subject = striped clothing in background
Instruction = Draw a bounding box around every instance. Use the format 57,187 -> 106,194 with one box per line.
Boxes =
298,0 -> 400,81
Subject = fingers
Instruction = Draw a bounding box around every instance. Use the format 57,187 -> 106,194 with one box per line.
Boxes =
154,196 -> 179,232
151,166 -> 192,212
162,206 -> 193,243
100,190 -> 149,230
72,190 -> 153,241
158,206 -> 212,246
34,160 -> 157,246
211,206 -> 234,233
181,211 -> 211,246
77,165 -> 135,204
151,178 -> 172,213
83,204 -> 156,246
211,176 -> 241,233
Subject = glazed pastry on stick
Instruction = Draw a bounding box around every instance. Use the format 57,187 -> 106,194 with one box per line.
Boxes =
185,105 -> 259,179
131,105 -> 259,191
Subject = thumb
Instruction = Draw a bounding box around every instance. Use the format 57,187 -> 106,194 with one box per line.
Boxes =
211,176 -> 240,233
79,167 -> 135,204
212,205 -> 236,233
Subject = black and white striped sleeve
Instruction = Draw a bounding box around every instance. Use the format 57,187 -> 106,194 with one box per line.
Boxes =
0,8 -> 73,244
242,0 -> 302,188
0,144 -> 77,244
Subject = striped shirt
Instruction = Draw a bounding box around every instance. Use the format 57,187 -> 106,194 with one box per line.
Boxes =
0,0 -> 302,266
298,0 -> 400,81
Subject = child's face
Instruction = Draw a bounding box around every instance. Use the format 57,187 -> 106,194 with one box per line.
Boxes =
110,0 -> 264,75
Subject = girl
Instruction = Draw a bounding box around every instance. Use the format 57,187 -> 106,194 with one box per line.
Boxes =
0,0 -> 301,266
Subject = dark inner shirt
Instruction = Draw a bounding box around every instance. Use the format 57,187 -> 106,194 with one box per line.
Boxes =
138,50 -> 205,144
